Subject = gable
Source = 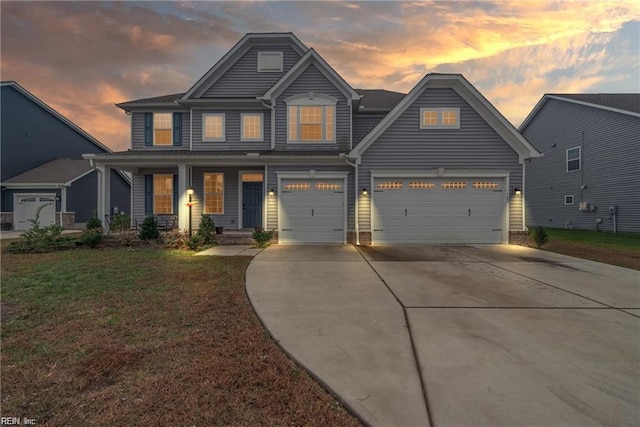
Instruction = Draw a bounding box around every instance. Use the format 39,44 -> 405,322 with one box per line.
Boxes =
201,44 -> 303,98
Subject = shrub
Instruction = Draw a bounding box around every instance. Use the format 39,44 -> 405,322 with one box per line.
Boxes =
80,228 -> 104,248
138,216 -> 159,241
7,204 -> 71,253
530,227 -> 549,248
197,214 -> 216,244
186,234 -> 205,250
116,231 -> 138,247
163,229 -> 189,249
110,214 -> 131,232
252,229 -> 274,248
86,214 -> 103,230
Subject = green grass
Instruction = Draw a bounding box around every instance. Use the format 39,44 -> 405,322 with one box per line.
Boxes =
544,228 -> 640,250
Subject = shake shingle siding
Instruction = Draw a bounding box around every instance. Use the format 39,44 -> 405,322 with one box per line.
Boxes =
202,45 -> 302,98
192,109 -> 271,150
522,99 -> 640,233
358,88 -> 522,231
131,111 -> 190,150
275,64 -> 351,152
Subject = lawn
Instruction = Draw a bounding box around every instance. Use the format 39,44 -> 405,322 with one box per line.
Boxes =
540,228 -> 640,270
1,248 -> 360,426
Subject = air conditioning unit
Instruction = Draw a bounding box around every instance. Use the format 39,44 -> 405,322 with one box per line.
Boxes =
579,202 -> 589,212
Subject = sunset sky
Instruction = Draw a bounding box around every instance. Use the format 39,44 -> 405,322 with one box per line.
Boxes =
2,1 -> 639,152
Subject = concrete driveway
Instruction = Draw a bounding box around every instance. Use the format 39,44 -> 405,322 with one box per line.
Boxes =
246,245 -> 639,426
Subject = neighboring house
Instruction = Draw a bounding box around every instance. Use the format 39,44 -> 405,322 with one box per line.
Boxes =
87,32 -> 540,244
1,81 -> 131,230
520,94 -> 640,233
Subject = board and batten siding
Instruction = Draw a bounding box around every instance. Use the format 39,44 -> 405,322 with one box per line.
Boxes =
275,64 -> 351,152
522,99 -> 640,233
265,165 -> 354,231
358,87 -> 523,231
202,44 -> 302,98
353,113 -> 387,147
191,109 -> 271,150
131,111 -> 190,150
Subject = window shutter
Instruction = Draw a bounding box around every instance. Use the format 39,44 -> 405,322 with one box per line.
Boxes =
145,175 -> 153,216
173,175 -> 179,214
144,113 -> 153,146
173,112 -> 182,146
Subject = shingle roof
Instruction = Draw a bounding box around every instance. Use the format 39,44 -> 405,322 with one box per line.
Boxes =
549,94 -> 640,114
116,93 -> 184,108
355,89 -> 406,111
3,159 -> 93,184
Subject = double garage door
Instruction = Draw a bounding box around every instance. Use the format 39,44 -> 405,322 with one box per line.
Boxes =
279,178 -> 345,244
372,177 -> 505,244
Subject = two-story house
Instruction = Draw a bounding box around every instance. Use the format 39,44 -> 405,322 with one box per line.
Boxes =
520,94 -> 640,233
87,32 -> 540,244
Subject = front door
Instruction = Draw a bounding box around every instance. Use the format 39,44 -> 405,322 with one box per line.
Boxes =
242,182 -> 262,228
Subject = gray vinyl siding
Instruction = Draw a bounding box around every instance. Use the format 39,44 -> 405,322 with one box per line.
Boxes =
131,111 -> 190,150
67,172 -> 97,222
202,45 -> 302,98
190,167 -> 240,229
522,99 -> 640,233
353,113 -> 387,146
275,64 -> 351,152
358,87 -> 522,231
265,165 -> 354,231
131,168 -> 178,226
192,109 -> 271,150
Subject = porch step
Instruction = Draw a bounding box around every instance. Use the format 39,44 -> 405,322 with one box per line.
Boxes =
215,230 -> 255,246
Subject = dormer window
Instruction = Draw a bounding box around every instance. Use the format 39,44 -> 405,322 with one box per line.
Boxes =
286,93 -> 337,144
258,52 -> 283,72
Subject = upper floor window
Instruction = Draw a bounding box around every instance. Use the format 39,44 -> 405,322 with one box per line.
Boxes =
567,146 -> 581,172
204,173 -> 224,214
258,52 -> 283,72
241,114 -> 264,141
145,112 -> 182,146
420,108 -> 460,129
153,174 -> 173,214
286,93 -> 337,144
203,113 -> 225,141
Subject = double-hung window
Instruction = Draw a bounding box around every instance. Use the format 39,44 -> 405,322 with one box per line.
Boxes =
203,114 -> 225,141
153,113 -> 173,145
287,93 -> 337,143
567,146 -> 581,172
153,174 -> 173,214
420,108 -> 460,129
204,173 -> 224,214
241,114 -> 263,141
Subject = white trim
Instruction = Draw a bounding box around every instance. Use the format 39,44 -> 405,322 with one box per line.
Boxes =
202,113 -> 226,141
152,112 -> 173,146
153,173 -> 174,214
257,51 -> 284,72
566,146 -> 581,172
286,103 -> 336,144
419,107 -> 460,129
203,172 -> 225,215
564,195 -> 575,205
240,113 -> 264,142
237,170 -> 265,228
285,93 -> 339,105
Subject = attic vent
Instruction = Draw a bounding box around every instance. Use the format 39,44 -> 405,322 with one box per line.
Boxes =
258,52 -> 283,72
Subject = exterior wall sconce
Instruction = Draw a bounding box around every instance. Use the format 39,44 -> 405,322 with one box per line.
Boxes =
513,187 -> 522,196
268,188 -> 275,197
362,187 -> 368,196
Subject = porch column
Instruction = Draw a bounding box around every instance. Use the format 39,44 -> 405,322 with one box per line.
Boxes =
178,164 -> 189,230
97,165 -> 111,222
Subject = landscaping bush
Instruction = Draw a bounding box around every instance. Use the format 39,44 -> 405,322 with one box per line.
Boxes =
7,204 -> 72,253
80,228 -> 104,248
138,216 -> 159,241
186,234 -> 205,250
530,227 -> 549,248
197,214 -> 216,244
252,229 -> 274,248
163,229 -> 189,249
86,214 -> 103,230
110,214 -> 131,232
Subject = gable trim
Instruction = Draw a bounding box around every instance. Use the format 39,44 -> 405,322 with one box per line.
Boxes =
348,74 -> 540,163
519,94 -> 640,132
181,33 -> 308,100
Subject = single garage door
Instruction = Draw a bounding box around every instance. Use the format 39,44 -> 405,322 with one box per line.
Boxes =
14,194 -> 56,231
279,178 -> 345,244
372,177 -> 505,244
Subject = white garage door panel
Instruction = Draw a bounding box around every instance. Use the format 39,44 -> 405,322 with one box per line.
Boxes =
279,178 -> 345,244
15,194 -> 56,231
373,178 -> 504,244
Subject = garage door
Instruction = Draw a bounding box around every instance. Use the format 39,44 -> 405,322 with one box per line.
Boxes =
372,177 -> 505,244
14,194 -> 56,230
279,179 -> 345,244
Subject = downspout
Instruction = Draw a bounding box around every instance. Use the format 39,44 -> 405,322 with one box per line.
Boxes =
259,97 -> 276,150
522,161 -> 527,231
344,157 -> 359,245
190,107 -> 193,151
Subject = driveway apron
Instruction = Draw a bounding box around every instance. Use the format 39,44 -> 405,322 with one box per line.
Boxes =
247,244 -> 639,427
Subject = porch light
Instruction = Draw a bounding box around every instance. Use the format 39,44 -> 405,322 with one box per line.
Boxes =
268,188 -> 275,197
362,187 -> 368,196
186,186 -> 194,237
187,186 -> 194,196
514,187 -> 522,196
